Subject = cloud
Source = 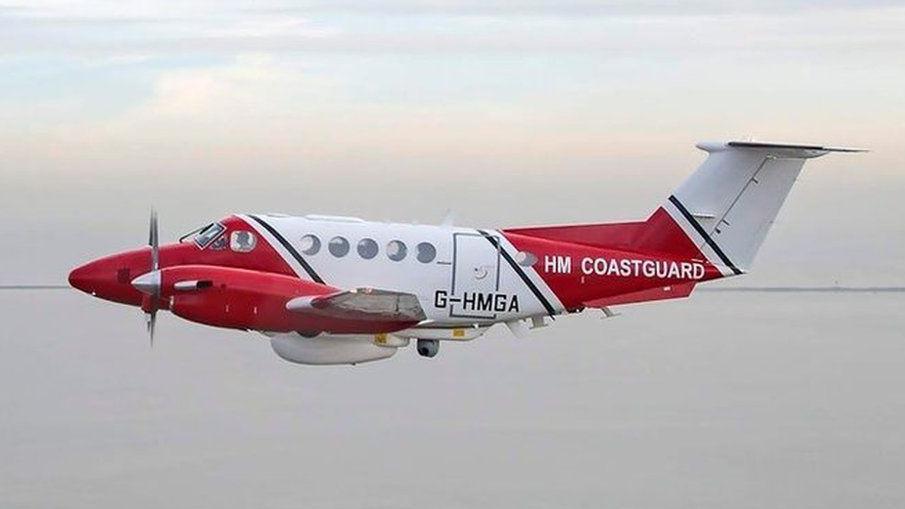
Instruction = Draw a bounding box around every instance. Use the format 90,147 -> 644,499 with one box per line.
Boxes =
1,1 -> 904,59
1,1 -> 901,172
244,0 -> 905,16
13,53 -> 656,168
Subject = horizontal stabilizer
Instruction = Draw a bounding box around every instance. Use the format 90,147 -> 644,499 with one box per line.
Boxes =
725,141 -> 867,153
696,140 -> 867,159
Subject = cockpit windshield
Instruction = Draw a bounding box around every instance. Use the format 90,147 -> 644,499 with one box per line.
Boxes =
179,222 -> 226,248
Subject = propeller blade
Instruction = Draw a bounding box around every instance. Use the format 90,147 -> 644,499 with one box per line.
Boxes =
146,310 -> 156,348
146,208 -> 160,348
149,208 -> 159,272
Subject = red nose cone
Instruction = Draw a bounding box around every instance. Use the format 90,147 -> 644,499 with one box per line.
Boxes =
68,261 -> 97,294
69,249 -> 150,306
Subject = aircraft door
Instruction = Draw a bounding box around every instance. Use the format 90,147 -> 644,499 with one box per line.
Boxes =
450,232 -> 501,319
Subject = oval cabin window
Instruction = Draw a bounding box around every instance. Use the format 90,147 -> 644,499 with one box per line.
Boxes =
357,238 -> 379,259
386,240 -> 407,261
300,235 -> 321,255
329,236 -> 350,257
416,242 -> 436,263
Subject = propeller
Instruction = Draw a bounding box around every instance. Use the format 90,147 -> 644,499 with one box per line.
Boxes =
147,208 -> 159,347
150,208 -> 159,273
132,209 -> 161,348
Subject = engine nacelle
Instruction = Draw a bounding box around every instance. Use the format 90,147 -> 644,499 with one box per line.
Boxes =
157,265 -> 412,334
269,333 -> 397,366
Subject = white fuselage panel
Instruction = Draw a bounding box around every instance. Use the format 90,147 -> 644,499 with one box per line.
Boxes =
241,215 -> 562,326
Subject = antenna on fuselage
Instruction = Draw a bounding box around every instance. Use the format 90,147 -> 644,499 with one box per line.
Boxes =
439,209 -> 456,228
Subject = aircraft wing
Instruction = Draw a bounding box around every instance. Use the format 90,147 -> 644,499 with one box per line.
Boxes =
285,288 -> 427,323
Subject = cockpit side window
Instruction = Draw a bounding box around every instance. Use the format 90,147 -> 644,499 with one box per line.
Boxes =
193,222 -> 226,249
179,223 -> 209,243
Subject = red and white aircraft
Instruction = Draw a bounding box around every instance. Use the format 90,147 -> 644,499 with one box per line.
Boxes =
70,141 -> 862,365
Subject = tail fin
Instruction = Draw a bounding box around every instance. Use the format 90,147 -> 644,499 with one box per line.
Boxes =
506,141 -> 864,277
639,141 -> 864,274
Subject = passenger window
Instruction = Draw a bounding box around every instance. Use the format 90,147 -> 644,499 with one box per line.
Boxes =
515,251 -> 538,267
416,242 -> 436,263
357,238 -> 378,259
329,236 -> 350,257
230,231 -> 257,252
300,235 -> 321,255
386,240 -> 407,261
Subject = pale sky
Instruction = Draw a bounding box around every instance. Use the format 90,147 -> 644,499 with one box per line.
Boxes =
1,1 -> 904,285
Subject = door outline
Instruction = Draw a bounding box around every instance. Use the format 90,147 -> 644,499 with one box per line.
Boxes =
449,232 -> 501,319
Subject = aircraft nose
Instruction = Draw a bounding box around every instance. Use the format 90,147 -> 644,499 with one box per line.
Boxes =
68,261 -> 98,295
69,250 -> 149,306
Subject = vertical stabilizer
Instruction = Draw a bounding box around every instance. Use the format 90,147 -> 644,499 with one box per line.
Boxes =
505,141 -> 863,278
642,141 -> 864,275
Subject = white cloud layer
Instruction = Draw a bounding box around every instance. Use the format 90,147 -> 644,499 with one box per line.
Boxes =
1,1 -> 904,58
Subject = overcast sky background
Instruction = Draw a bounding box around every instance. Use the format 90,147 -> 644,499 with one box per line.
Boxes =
1,0 -> 903,286
3,3 -> 905,508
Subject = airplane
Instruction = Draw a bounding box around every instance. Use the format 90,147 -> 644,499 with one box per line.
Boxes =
69,141 -> 864,365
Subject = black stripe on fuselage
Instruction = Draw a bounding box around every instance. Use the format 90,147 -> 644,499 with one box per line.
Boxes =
477,229 -> 557,317
667,195 -> 743,275
247,214 -> 325,284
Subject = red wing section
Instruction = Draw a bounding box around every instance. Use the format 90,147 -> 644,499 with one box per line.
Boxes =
155,265 -> 421,334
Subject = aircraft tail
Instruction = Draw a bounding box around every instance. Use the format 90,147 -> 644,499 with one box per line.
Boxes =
507,141 -> 864,277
